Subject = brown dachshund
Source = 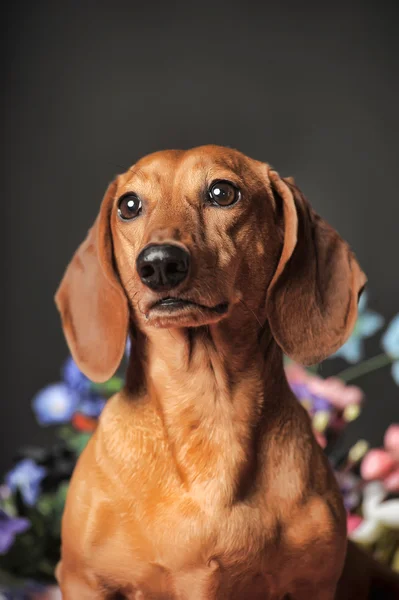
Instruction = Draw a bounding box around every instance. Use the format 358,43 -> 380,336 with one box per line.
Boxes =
55,146 -> 399,599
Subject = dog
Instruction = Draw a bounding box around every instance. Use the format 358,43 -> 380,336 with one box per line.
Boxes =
54,145 -> 399,599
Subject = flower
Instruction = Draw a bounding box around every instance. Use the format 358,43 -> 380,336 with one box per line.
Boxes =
349,481 -> 399,544
382,314 -> 399,357
361,449 -> 397,482
285,364 -> 363,410
5,459 -> 46,506
331,292 -> 384,363
335,471 -> 362,512
347,513 -> 363,535
361,424 -> 399,492
0,509 -> 30,554
72,413 -> 97,433
125,336 -> 131,358
385,424 -> 399,457
61,356 -> 91,394
15,442 -> 76,493
78,396 -> 106,418
32,383 -> 79,426
285,363 -> 364,449
382,314 -> 399,385
0,582 -> 53,600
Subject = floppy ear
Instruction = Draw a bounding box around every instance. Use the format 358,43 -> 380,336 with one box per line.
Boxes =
266,170 -> 367,365
55,181 -> 129,382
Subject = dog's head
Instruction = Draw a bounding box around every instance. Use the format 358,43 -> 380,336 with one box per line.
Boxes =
55,145 -> 366,381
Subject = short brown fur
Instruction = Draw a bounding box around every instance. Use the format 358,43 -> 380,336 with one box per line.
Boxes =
54,146 -> 399,599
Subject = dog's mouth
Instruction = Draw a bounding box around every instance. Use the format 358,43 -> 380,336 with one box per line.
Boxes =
146,296 -> 230,328
151,297 -> 229,315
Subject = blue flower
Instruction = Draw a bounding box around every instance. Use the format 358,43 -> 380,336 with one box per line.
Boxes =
32,383 -> 79,426
0,509 -> 30,554
5,459 -> 46,506
78,396 -> 106,418
331,292 -> 384,363
61,356 -> 91,394
382,314 -> 399,386
125,336 -> 131,358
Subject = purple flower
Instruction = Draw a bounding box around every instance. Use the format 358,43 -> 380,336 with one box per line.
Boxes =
32,383 -> 79,426
335,472 -> 361,512
61,356 -> 91,394
312,396 -> 332,413
5,459 -> 46,506
0,582 -> 49,599
289,380 -> 332,415
78,396 -> 106,418
0,509 -> 30,554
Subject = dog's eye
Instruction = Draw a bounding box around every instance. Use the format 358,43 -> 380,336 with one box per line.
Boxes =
208,181 -> 240,207
117,193 -> 142,221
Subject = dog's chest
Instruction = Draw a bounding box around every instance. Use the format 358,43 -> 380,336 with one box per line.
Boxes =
92,494 -> 287,599
84,397 -> 335,598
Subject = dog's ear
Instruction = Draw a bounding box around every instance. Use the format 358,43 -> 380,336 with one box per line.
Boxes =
55,180 -> 129,382
266,170 -> 367,365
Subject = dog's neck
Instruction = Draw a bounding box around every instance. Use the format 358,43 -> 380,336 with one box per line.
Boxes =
127,311 -> 287,506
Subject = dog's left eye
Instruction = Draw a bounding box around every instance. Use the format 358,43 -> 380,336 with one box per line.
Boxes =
208,181 -> 240,207
117,193 -> 142,221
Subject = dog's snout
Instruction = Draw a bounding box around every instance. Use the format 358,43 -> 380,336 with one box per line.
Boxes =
136,244 -> 190,291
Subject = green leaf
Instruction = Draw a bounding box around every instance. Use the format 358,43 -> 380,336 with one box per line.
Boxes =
37,494 -> 54,517
91,375 -> 124,396
57,425 -> 76,442
0,494 -> 18,517
54,482 -> 69,510
67,433 -> 91,455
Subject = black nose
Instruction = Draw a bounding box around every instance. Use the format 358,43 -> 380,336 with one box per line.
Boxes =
136,244 -> 190,291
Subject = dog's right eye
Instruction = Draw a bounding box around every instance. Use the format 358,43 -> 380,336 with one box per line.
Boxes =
117,193 -> 142,221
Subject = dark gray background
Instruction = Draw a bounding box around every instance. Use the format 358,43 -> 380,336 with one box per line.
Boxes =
2,1 -> 399,473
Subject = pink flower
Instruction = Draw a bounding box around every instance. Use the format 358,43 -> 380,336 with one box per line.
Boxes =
347,513 -> 363,534
361,449 -> 396,480
306,377 -> 363,410
285,363 -> 364,410
384,424 -> 399,460
360,423 -> 399,493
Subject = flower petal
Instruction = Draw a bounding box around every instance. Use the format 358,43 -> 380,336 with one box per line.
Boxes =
61,357 -> 91,393
78,396 -> 106,418
384,424 -> 399,454
358,312 -> 385,338
362,481 -> 386,519
125,336 -> 132,358
0,510 -> 30,554
32,383 -> 79,426
358,290 -> 368,313
349,518 -> 383,544
372,499 -> 399,527
347,513 -> 363,534
360,449 -> 396,481
381,314 -> 399,358
333,337 -> 363,363
384,467 -> 399,492
5,459 -> 47,507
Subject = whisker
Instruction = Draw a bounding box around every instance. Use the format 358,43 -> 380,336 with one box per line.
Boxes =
168,329 -> 178,343
239,298 -> 263,329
